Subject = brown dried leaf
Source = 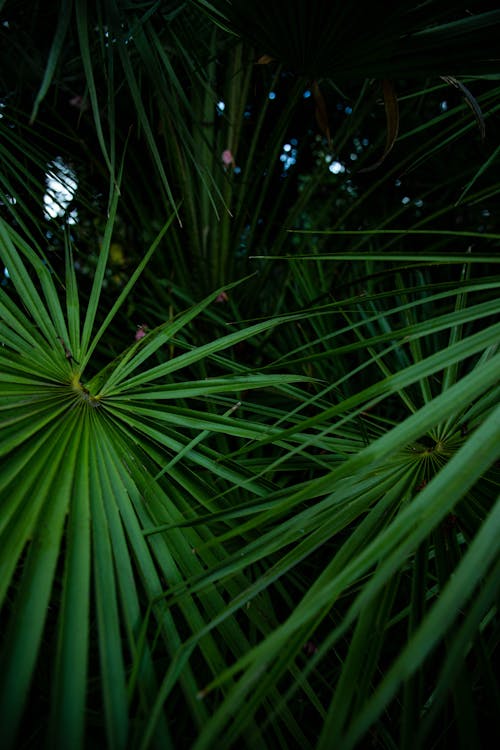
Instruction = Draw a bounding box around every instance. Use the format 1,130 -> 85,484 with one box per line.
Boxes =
441,75 -> 486,141
257,54 -> 275,65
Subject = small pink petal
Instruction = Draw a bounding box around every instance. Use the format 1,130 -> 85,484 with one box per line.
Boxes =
135,324 -> 147,340
215,291 -> 229,303
69,95 -> 89,112
221,149 -> 235,167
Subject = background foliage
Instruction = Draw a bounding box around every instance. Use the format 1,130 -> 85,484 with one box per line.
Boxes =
1,2 -> 499,748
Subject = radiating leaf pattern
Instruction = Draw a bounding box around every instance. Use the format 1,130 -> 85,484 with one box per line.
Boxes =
1,2 -> 499,748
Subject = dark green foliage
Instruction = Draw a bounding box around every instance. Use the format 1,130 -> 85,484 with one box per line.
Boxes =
1,2 -> 499,749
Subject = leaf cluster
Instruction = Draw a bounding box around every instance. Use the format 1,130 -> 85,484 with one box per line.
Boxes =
1,2 -> 500,749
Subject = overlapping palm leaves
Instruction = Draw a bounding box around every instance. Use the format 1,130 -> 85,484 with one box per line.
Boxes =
173,250 -> 500,749
0,0 -> 222,229
2,185 -> 499,747
195,1 -> 500,80
0,188 -> 316,749
1,1 -> 500,748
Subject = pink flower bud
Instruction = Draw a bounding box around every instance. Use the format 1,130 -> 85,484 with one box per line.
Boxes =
221,149 -> 235,168
215,291 -> 229,303
69,95 -> 89,112
135,324 -> 147,340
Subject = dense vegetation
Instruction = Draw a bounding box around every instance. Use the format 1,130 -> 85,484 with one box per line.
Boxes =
1,2 -> 499,748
